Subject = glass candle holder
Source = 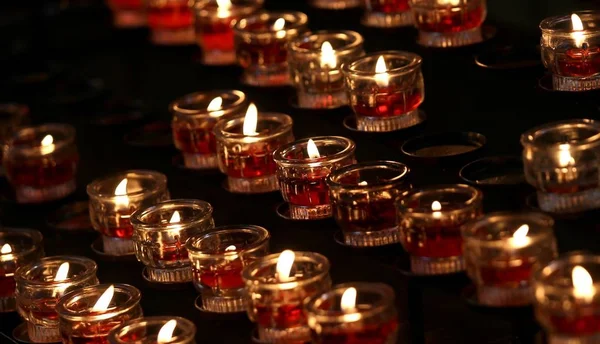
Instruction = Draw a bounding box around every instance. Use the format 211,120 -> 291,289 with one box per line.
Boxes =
3,124 -> 78,204
533,253 -> 600,344
521,119 -> 600,214
57,284 -> 143,344
363,0 -> 413,28
87,170 -> 170,256
409,0 -> 487,48
274,136 -> 356,220
0,103 -> 29,164
234,11 -> 308,86
213,108 -> 294,194
106,0 -> 147,28
107,316 -> 196,344
309,0 -> 361,10
193,0 -> 264,66
242,251 -> 331,343
15,256 -> 99,343
540,11 -> 600,92
186,225 -> 270,313
305,283 -> 399,343
462,212 -> 558,307
327,161 -> 410,247
343,51 -> 425,132
131,200 -> 215,284
147,0 -> 194,45
170,90 -> 247,170
0,228 -> 43,313
397,184 -> 483,275
288,30 -> 364,109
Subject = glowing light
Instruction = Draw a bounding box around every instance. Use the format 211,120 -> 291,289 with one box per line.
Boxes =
0,244 -> 11,254
276,250 -> 295,282
207,97 -> 223,112
573,266 -> 595,302
114,178 -> 130,208
157,319 -> 178,344
92,285 -> 115,312
41,135 -> 55,155
375,56 -> 389,88
307,139 -> 321,159
274,18 -> 286,39
358,181 -> 368,186
340,287 -> 357,312
558,144 -> 575,167
54,262 -> 70,282
169,211 -> 181,224
216,0 -> 232,18
432,201 -> 442,219
571,14 -> 586,48
225,245 -> 237,251
320,41 -> 337,69
439,0 -> 461,5
511,224 -> 531,248
243,103 -> 258,136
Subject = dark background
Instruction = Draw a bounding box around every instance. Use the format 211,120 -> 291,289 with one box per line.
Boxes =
2,0 -> 600,343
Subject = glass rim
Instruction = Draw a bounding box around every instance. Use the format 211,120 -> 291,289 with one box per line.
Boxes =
397,184 -> 483,216
15,255 -> 97,288
520,119 -> 600,151
532,252 -> 600,298
289,30 -> 364,57
342,50 -> 422,77
186,224 -> 270,259
56,283 -> 141,322
273,136 -> 356,167
213,112 -> 293,143
461,211 -> 555,248
305,282 -> 395,324
408,0 -> 483,10
327,161 -> 410,190
540,10 -> 600,35
5,123 -> 76,156
86,170 -> 168,200
233,11 -> 308,35
108,316 -> 196,344
194,0 -> 264,17
0,228 -> 43,263
242,251 -> 330,290
130,199 -> 214,232
170,90 -> 246,119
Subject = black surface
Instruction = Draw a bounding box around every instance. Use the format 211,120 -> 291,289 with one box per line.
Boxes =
2,1 -> 600,343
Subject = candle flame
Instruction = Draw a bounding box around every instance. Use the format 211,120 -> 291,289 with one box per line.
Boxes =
40,135 -> 55,154
513,224 -> 529,239
274,18 -> 286,39
375,56 -> 389,88
92,285 -> 115,312
431,201 -> 442,212
307,139 -> 321,159
358,181 -> 368,186
573,266 -> 595,302
320,41 -> 337,69
340,287 -> 357,312
114,178 -> 130,208
0,244 -> 11,254
54,262 -> 70,282
157,319 -> 177,344
207,97 -> 223,112
558,144 -> 575,167
243,103 -> 258,136
216,0 -> 231,8
225,245 -> 237,251
571,14 -> 586,48
169,211 -> 181,224
438,0 -> 461,5
276,250 -> 295,282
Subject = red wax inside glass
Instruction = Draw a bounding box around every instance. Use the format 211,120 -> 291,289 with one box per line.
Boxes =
0,269 -> 16,298
221,143 -> 279,178
478,260 -> 534,286
156,242 -> 188,263
255,303 -> 305,329
108,0 -> 143,10
313,318 -> 399,344
196,259 -> 244,290
416,6 -> 484,32
198,19 -> 236,52
148,1 -> 192,30
65,323 -> 123,344
27,298 -> 60,321
545,183 -> 598,194
336,198 -> 397,233
368,0 -> 410,12
5,155 -> 78,189
100,211 -> 133,239
354,89 -> 422,118
402,222 -> 463,258
173,126 -> 216,155
237,22 -> 289,67
558,47 -> 600,77
280,175 -> 330,207
549,314 -> 600,335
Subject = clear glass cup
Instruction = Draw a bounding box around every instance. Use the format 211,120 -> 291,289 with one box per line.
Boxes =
87,170 -> 170,256
521,119 -> 600,214
3,124 -> 78,203
273,136 -> 356,220
108,316 -> 196,344
409,0 -> 487,48
147,0 -> 195,45
462,212 -> 557,307
327,161 -> 410,247
540,11 -> 600,92
186,225 -> 270,313
363,0 -> 413,28
343,51 -> 425,132
131,200 -> 215,284
288,30 -> 364,109
15,256 -> 99,343
233,11 -> 308,86
0,228 -> 44,313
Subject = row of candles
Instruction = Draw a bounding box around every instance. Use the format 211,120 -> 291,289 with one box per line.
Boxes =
2,213 -> 600,343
